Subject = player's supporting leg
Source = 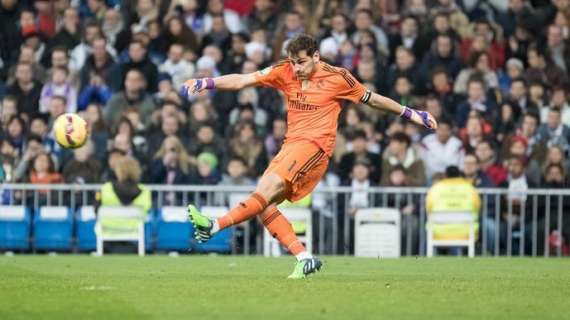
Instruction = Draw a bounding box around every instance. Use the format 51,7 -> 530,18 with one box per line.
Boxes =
188,173 -> 285,242
259,205 -> 322,279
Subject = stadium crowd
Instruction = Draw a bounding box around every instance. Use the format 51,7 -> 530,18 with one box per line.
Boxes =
1,0 -> 570,253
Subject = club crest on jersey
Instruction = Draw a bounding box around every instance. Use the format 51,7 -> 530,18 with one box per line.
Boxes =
260,66 -> 272,75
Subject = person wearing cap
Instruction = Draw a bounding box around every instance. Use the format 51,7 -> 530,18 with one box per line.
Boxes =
190,151 -> 221,185
499,57 -> 524,96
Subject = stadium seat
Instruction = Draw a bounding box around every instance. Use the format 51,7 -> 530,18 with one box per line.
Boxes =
0,205 -> 32,251
96,206 -> 146,256
192,206 -> 233,253
263,207 -> 313,257
354,208 -> 401,258
33,206 -> 73,251
76,206 -> 96,252
155,206 -> 191,252
426,212 -> 475,258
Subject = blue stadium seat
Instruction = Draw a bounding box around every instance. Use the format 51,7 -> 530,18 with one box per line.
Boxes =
33,206 -> 73,251
144,209 -> 157,252
76,206 -> 96,252
0,205 -> 31,251
155,206 -> 191,251
192,206 -> 233,253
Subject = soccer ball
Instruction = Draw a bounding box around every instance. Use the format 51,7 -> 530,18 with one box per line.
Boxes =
53,113 -> 89,149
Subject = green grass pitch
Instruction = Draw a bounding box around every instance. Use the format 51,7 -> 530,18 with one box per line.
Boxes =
0,256 -> 569,319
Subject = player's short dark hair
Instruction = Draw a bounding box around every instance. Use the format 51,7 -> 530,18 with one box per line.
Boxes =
286,34 -> 318,57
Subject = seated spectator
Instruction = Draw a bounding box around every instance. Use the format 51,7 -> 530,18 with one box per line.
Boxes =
542,146 -> 570,180
39,66 -> 77,113
509,78 -> 537,114
1,96 -> 18,130
0,115 -> 27,153
426,166 -> 480,256
507,112 -> 547,164
390,75 -> 415,107
62,140 -> 102,184
83,103 -> 109,162
265,118 -> 286,159
538,107 -> 570,153
427,68 -> 459,117
79,37 -> 116,91
104,69 -> 156,131
346,158 -> 375,216
475,139 -> 508,186
483,156 -> 543,255
454,51 -> 499,95
158,43 -> 195,91
146,114 -> 186,157
6,62 -> 43,119
494,101 -> 521,143
147,135 -> 193,184
190,152 -> 221,185
214,156 -> 256,206
0,140 -> 19,182
420,34 -> 464,84
381,132 -> 426,186
338,130 -> 381,184
27,151 -> 64,189
421,118 -> 464,181
190,124 -> 224,160
227,121 -> 268,178
455,77 -> 497,128
463,153 -> 495,187
498,58 -> 524,96
542,86 -> 570,126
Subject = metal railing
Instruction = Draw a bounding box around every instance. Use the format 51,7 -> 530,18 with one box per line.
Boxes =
1,183 -> 568,257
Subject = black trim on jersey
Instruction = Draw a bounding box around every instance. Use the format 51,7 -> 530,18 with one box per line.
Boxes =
360,90 -> 372,104
321,64 -> 355,87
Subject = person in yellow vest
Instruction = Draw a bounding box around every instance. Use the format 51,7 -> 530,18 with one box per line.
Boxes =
426,166 -> 480,255
96,156 -> 151,252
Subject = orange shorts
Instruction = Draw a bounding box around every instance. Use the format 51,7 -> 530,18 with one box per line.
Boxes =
263,140 -> 329,202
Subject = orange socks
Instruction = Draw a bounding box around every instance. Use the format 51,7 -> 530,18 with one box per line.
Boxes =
217,192 -> 268,230
260,205 -> 306,256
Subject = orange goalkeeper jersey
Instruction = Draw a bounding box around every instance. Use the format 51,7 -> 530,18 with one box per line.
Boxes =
254,60 -> 370,156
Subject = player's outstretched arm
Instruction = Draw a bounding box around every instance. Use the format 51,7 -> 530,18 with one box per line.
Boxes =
366,92 -> 438,129
181,72 -> 258,98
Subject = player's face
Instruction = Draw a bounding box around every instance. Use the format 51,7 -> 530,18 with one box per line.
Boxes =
289,50 -> 319,80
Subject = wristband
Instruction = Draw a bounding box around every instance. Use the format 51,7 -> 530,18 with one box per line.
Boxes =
205,78 -> 215,89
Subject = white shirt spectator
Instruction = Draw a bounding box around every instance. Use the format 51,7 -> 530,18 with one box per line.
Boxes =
421,133 -> 465,180
203,9 -> 244,34
159,60 -> 195,92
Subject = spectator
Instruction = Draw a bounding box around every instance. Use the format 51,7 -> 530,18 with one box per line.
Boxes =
463,153 -> 495,187
6,62 -> 42,119
215,156 -> 256,206
264,118 -> 286,159
483,156 -> 543,255
338,130 -> 381,184
227,121 -> 268,179
456,77 -> 497,128
498,58 -> 524,96
420,33 -> 464,83
426,166 -> 481,256
543,86 -> 570,126
83,103 -> 109,162
117,40 -> 158,92
421,119 -> 464,181
346,158 -> 375,216
381,132 -> 426,186
475,139 -> 508,186
159,43 -> 195,92
39,66 -> 78,113
163,16 -> 199,54
203,0 -> 244,34
0,115 -> 27,153
190,151 -> 221,185
104,69 -> 156,131
191,124 -> 224,160
453,51 -> 499,95
79,37 -> 116,91
62,140 -> 102,184
27,151 -> 63,188
538,107 -> 570,153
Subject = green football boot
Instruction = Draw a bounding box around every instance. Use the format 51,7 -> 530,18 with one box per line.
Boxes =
287,257 -> 323,279
187,205 -> 214,243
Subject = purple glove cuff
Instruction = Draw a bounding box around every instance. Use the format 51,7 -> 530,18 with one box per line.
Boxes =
205,78 -> 215,90
400,106 -> 413,120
